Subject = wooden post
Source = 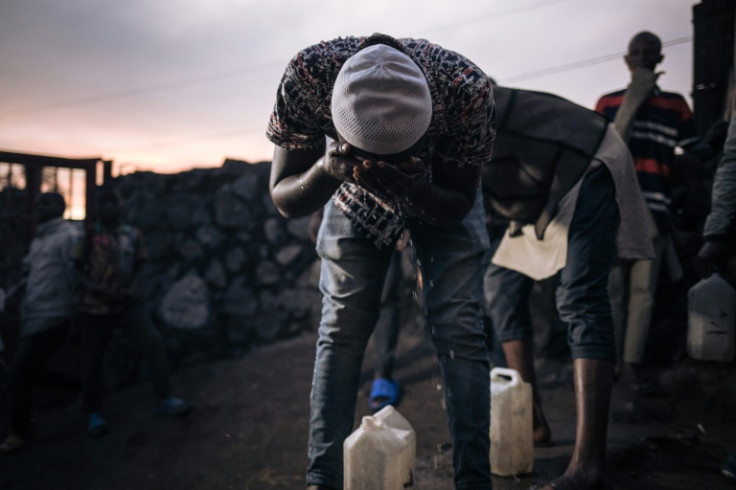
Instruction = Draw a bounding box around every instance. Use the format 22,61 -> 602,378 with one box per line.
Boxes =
85,161 -> 97,223
22,163 -> 42,245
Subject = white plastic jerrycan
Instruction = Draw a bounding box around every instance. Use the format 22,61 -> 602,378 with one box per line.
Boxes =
490,367 -> 534,476
344,405 -> 416,489
687,272 -> 736,362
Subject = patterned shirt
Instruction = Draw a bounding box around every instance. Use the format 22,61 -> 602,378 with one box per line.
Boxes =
595,87 -> 700,233
74,222 -> 147,315
266,35 -> 495,248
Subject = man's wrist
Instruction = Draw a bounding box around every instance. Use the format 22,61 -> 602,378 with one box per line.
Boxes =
314,156 -> 336,182
316,156 -> 326,174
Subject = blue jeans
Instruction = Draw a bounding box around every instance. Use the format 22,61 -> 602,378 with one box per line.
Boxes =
310,190 -> 492,489
373,247 -> 403,379
484,165 -> 619,361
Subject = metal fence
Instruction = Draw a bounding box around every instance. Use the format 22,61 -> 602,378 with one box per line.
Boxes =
0,150 -> 112,289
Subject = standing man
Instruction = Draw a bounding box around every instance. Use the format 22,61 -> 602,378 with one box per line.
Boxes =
0,193 -> 81,454
267,33 -> 494,489
74,187 -> 189,437
595,31 -> 707,392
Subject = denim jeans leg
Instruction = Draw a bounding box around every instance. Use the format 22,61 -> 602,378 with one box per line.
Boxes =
408,190 -> 492,489
484,261 -> 534,344
373,248 -> 403,379
557,165 -> 619,362
79,313 -> 115,414
8,324 -> 71,437
307,200 -> 394,488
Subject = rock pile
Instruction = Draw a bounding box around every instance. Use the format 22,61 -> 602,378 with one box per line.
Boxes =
112,159 -> 322,366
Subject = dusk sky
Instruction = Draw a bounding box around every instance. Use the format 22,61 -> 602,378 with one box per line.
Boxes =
0,0 -> 697,175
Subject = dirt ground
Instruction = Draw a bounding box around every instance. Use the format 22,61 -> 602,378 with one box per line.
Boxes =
1,318 -> 735,490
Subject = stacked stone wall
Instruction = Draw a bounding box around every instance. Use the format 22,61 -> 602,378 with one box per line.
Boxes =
111,159 -> 322,370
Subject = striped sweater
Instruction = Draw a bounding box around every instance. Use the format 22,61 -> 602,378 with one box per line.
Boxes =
596,87 -> 700,233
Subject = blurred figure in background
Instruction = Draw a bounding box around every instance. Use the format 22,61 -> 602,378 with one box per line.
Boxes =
0,192 -> 81,455
596,31 -> 713,393
697,112 -> 736,481
73,187 -> 190,438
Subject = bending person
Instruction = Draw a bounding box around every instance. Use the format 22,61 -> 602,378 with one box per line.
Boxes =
483,86 -> 654,489
267,33 -> 495,490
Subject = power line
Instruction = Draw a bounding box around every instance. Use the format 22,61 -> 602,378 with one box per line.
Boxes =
424,0 -> 575,34
99,36 -> 694,155
502,36 -> 693,84
103,125 -> 265,153
0,62 -> 282,119
1,0 -> 576,119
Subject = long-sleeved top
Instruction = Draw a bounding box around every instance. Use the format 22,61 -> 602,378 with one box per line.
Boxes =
20,217 -> 80,336
704,113 -> 736,240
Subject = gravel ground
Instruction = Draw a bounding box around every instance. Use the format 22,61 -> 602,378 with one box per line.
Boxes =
1,320 -> 735,490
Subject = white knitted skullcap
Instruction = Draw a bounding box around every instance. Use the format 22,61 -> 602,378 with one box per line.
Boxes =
331,44 -> 432,155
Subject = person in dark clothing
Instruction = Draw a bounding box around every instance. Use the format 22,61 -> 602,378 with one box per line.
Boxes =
596,31 -> 713,392
483,86 -> 654,489
74,187 -> 190,437
697,112 -> 736,481
0,193 -> 81,454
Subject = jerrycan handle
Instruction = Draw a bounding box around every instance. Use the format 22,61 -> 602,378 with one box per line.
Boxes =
360,415 -> 383,431
490,367 -> 521,386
